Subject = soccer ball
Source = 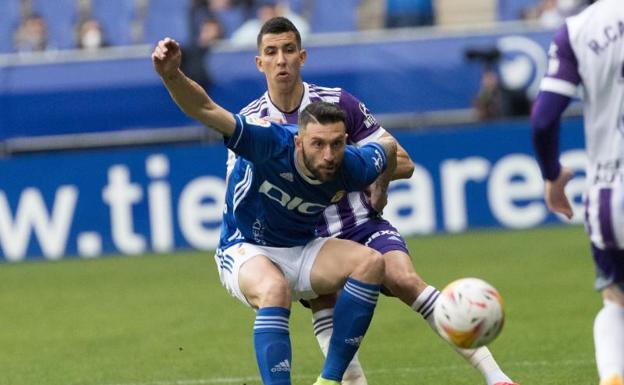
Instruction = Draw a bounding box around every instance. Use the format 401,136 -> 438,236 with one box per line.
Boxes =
433,277 -> 505,349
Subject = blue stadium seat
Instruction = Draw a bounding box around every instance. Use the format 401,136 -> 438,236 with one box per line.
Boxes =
143,0 -> 190,45
498,0 -> 540,20
90,0 -> 136,46
0,0 -> 21,53
214,7 -> 245,39
309,0 -> 358,33
286,0 -> 305,14
31,0 -> 78,49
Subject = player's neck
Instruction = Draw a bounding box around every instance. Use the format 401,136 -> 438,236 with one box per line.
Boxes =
268,81 -> 304,113
294,148 -> 317,181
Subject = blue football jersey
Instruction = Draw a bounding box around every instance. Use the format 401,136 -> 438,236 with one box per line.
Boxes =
220,114 -> 388,248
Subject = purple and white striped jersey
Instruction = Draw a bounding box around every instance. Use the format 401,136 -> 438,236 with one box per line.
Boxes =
232,82 -> 387,238
540,0 -> 624,249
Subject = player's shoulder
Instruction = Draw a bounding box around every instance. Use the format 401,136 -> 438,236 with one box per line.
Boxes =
307,83 -> 365,112
307,82 -> 342,95
306,82 -> 342,103
344,141 -> 384,163
238,114 -> 296,135
566,0 -> 614,39
239,92 -> 269,116
340,142 -> 386,183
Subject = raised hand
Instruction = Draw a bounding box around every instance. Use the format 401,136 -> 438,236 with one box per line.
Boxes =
151,37 -> 182,78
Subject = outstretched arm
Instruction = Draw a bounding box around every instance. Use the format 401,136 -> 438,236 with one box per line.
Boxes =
152,37 -> 235,136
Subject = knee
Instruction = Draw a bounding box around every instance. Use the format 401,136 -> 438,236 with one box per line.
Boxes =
256,277 -> 291,308
359,248 -> 385,279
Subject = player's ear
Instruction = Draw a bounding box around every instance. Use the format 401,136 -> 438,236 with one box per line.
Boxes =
255,55 -> 264,73
299,49 -> 307,67
294,134 -> 302,149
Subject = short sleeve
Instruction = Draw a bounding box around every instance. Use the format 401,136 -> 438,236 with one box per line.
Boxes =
540,23 -> 582,97
343,142 -> 388,190
339,90 -> 386,145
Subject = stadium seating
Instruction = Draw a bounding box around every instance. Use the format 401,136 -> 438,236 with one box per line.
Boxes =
90,0 -> 137,46
288,0 -> 305,14
309,0 -> 358,33
31,0 -> 79,49
498,0 -> 539,21
0,0 -> 20,53
213,6 -> 246,39
143,0 -> 190,45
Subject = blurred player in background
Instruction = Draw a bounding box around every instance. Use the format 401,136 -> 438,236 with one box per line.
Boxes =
234,16 -> 519,385
531,1 -> 624,384
153,37 -> 398,385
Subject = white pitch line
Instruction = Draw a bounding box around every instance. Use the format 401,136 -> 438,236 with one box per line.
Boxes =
100,358 -> 593,385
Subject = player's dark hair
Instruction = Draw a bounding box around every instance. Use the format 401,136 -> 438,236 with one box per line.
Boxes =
298,102 -> 346,132
257,16 -> 302,49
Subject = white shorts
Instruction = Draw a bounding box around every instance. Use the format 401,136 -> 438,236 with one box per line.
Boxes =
214,238 -> 329,307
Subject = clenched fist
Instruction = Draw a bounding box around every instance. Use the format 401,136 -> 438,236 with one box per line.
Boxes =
152,37 -> 182,78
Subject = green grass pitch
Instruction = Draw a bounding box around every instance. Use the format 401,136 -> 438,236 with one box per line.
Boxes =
0,225 -> 600,385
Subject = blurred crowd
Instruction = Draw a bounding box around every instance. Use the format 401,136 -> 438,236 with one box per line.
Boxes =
4,0 -> 438,54
4,0 -> 594,55
3,0 -> 594,122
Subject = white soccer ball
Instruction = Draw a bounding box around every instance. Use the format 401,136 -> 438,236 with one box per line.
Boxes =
433,277 -> 505,349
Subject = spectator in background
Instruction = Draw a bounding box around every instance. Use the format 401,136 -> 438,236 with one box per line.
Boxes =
230,0 -> 309,47
467,46 -> 532,120
181,14 -> 223,91
190,0 -> 243,39
14,14 -> 49,52
385,0 -> 435,28
77,19 -> 108,50
474,69 -> 503,120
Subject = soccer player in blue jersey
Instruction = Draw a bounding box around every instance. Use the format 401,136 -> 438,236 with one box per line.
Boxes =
233,16 -> 519,385
532,1 -> 624,384
152,37 -> 398,385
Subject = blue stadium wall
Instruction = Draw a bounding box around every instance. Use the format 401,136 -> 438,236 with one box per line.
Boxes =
1,27 -> 587,262
0,117 -> 586,262
0,27 -> 554,139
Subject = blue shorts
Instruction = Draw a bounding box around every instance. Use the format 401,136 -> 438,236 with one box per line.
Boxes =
591,244 -> 624,291
338,218 -> 409,255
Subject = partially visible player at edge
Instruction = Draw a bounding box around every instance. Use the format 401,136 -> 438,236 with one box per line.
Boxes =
233,16 -> 518,385
153,38 -> 398,385
531,1 -> 624,384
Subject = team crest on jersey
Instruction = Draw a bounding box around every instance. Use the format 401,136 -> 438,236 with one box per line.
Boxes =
245,116 -> 271,127
331,190 -> 346,203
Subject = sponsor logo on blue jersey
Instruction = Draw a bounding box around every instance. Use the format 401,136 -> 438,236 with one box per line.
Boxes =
258,180 -> 327,215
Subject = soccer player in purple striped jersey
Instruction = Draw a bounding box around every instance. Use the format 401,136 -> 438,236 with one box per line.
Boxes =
531,1 -> 624,384
234,16 -> 518,385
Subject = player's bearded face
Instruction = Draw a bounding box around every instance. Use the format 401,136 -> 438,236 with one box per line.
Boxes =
298,123 -> 347,182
